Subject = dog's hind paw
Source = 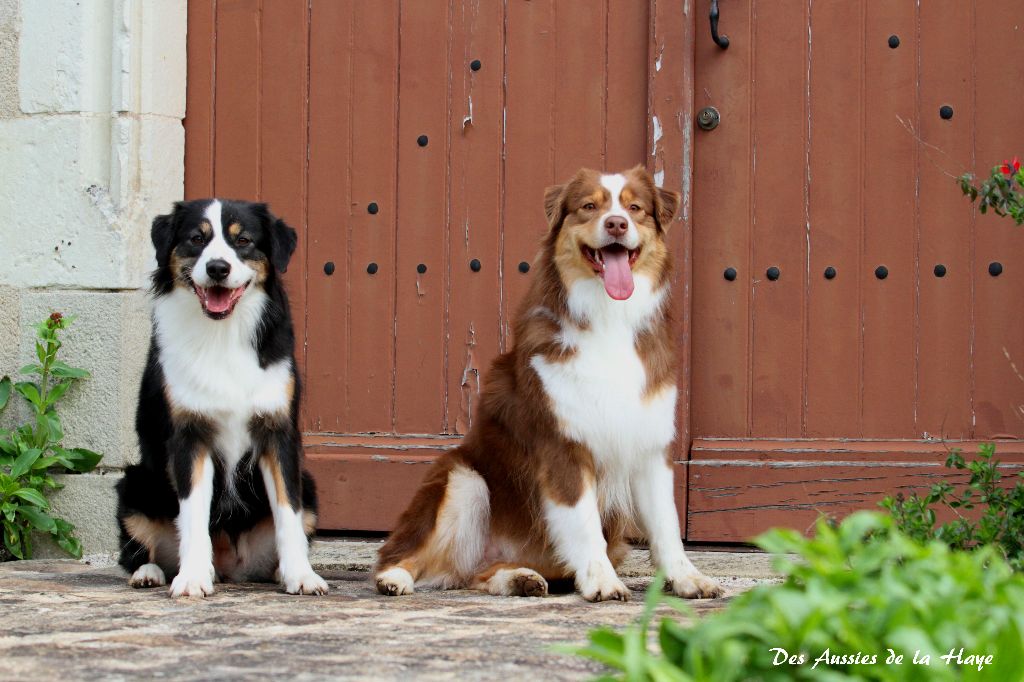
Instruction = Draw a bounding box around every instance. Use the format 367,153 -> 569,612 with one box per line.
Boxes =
129,563 -> 167,589
375,566 -> 415,596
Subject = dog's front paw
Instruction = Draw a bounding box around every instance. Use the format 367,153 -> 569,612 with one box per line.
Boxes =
375,566 -> 415,596
283,571 -> 329,595
169,565 -> 215,598
579,570 -> 631,602
666,571 -> 724,599
129,563 -> 167,588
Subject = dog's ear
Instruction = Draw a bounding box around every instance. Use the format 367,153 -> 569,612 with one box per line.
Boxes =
654,186 -> 681,231
543,183 -> 568,231
265,211 -> 298,274
151,211 -> 176,267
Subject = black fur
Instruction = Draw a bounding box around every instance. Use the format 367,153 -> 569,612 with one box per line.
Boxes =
117,199 -> 316,581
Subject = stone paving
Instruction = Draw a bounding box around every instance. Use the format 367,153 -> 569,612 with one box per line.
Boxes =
0,543 -> 778,681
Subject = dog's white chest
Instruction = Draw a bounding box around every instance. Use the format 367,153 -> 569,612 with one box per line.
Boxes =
154,289 -> 292,468
530,278 -> 677,465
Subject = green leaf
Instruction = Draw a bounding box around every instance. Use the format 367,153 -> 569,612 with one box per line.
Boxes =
18,364 -> 43,376
54,447 -> 102,472
36,411 -> 63,444
10,448 -> 43,478
17,504 -> 56,531
0,376 -> 11,410
3,519 -> 24,559
14,381 -> 43,409
44,380 -> 72,406
11,487 -> 49,509
49,361 -> 90,380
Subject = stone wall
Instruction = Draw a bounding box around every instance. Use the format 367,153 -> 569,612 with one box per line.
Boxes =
0,0 -> 186,557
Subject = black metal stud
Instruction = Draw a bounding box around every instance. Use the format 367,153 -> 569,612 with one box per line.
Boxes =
939,105 -> 954,120
934,264 -> 947,278
470,59 -> 482,71
367,262 -> 379,275
766,266 -> 780,281
324,261 -> 335,276
824,266 -> 837,280
989,261 -> 1003,277
417,263 -> 427,274
518,261 -> 530,273
367,202 -> 379,215
723,267 -> 737,281
470,258 -> 481,272
417,135 -> 429,147
888,35 -> 900,48
875,265 -> 889,280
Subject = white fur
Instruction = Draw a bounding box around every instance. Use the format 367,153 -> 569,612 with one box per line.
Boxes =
192,200 -> 256,290
531,274 -> 677,514
129,563 -> 167,588
169,453 -> 215,598
424,466 -> 490,585
544,487 -> 629,601
376,566 -> 415,596
258,459 -> 327,595
595,173 -> 640,249
475,567 -> 548,597
154,286 -> 291,476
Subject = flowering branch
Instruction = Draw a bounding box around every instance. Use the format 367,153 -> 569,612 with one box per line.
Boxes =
959,156 -> 1024,225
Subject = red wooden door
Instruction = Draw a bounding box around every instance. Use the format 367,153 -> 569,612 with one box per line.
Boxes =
689,0 -> 1024,540
184,1 -> 690,531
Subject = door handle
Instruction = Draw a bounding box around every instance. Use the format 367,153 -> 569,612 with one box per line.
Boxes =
710,0 -> 730,49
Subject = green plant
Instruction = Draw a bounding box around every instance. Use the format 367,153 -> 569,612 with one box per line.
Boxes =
0,312 -> 102,559
880,443 -> 1024,571
571,512 -> 1024,681
959,157 -> 1024,225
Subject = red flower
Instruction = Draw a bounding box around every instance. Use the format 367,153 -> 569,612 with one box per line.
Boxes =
1000,156 -> 1021,176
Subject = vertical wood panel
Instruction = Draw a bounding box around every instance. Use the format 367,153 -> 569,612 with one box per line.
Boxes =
502,0 -> 556,346
605,0 -> 649,171
861,3 -> 917,437
553,2 -> 607,177
691,0 -> 752,437
749,1 -> 806,437
184,0 -> 215,199
259,1 -> 309,382
917,1 -> 973,439
445,0 -> 505,435
213,0 -> 259,198
804,0 -> 863,437
305,2 -> 353,432
393,1 -> 451,434
971,3 -> 1024,439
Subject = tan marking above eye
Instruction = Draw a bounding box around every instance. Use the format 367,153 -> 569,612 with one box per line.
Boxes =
228,222 -> 243,238
199,220 -> 213,237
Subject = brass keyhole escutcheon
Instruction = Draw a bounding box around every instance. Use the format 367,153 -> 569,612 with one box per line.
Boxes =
697,106 -> 720,131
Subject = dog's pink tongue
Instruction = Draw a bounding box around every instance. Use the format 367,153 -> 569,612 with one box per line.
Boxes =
205,287 -> 233,314
601,248 -> 634,300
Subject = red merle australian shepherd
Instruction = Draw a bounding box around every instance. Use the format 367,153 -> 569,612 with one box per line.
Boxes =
375,166 -> 723,601
116,199 -> 327,597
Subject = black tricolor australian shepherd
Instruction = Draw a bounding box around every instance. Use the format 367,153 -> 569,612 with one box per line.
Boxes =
116,199 -> 327,597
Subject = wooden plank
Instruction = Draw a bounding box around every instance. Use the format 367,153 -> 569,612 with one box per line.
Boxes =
688,457 -> 1024,542
502,0 -> 556,346
444,0 -> 505,435
748,0 -> 807,437
212,0 -> 259,198
861,2 -> 917,438
916,0 -> 973,439
691,0 -> 752,437
393,0 -> 450,434
258,1 -> 309,387
692,437 -> 1024,463
804,0 -> 863,437
971,2 -> 1024,439
605,0 -> 649,171
183,0 -> 215,199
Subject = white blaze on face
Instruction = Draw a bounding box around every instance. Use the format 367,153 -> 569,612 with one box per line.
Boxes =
192,200 -> 256,290
596,174 -> 640,249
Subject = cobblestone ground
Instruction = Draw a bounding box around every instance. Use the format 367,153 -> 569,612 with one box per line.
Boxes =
0,554 -> 767,681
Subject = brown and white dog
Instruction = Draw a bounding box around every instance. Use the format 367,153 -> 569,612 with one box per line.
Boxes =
375,166 -> 723,601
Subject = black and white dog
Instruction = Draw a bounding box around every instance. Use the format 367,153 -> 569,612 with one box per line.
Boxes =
116,199 -> 327,597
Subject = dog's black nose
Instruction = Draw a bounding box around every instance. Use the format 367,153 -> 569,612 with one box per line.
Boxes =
206,259 -> 230,282
605,216 -> 628,238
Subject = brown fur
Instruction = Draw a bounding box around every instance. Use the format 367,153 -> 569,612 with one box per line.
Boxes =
375,166 -> 680,595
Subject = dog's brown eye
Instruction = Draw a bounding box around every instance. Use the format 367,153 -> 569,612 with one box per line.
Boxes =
189,234 -> 204,245
236,236 -> 251,246
629,204 -> 642,212
582,202 -> 597,211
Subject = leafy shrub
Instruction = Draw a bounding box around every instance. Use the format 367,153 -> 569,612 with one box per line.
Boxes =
880,443 -> 1024,571
572,512 -> 1024,681
959,157 -> 1024,225
0,313 -> 102,559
